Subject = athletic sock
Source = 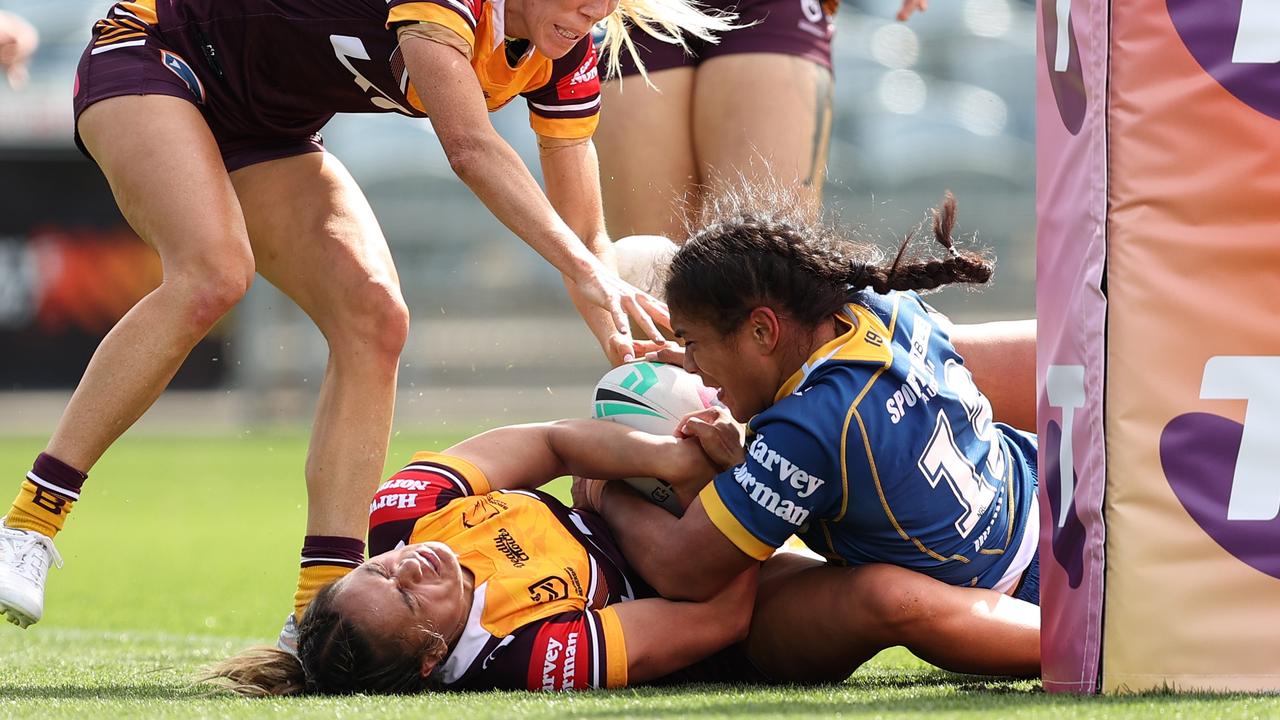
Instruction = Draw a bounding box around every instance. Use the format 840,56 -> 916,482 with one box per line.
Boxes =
5,453 -> 88,538
293,535 -> 365,618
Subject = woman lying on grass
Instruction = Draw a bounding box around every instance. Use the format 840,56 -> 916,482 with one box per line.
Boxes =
211,414 -> 1037,694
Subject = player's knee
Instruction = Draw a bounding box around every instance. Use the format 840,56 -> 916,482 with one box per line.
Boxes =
326,276 -> 409,361
172,252 -> 254,330
857,566 -> 932,637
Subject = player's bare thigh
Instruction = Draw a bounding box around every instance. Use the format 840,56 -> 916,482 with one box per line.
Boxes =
228,151 -> 401,323
747,553 -> 890,683
748,555 -> 1041,682
228,151 -> 406,536
692,53 -> 833,212
76,95 -> 251,272
596,67 -> 698,240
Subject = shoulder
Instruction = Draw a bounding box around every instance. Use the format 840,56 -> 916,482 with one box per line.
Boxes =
532,36 -> 600,95
523,36 -> 600,138
387,0 -> 487,43
388,0 -> 487,21
743,410 -> 840,496
368,452 -> 492,555
449,601 -> 625,690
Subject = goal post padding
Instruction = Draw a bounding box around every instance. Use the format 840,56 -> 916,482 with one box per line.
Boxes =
1038,0 -> 1280,694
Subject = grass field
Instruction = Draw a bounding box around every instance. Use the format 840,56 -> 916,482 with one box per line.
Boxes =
1,433 -> 1277,719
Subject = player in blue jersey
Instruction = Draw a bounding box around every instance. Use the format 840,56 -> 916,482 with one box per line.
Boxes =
590,189 -> 1040,681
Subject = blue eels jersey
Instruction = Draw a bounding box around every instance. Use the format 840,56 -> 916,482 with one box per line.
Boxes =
699,290 -> 1039,591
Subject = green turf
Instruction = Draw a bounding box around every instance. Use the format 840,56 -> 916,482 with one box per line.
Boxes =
1,434 -> 1277,718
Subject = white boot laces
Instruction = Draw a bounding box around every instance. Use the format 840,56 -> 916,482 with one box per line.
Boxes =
2,528 -> 63,585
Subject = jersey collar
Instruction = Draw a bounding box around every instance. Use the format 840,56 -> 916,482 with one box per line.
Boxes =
489,0 -> 508,50
438,581 -> 489,685
773,302 -> 894,402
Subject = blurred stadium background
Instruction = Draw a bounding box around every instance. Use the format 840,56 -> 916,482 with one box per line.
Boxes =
0,0 -> 1035,434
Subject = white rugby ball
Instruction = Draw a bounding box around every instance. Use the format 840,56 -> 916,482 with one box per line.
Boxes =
591,361 -> 717,515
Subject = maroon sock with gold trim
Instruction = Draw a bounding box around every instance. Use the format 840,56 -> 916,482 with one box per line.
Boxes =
5,453 -> 88,538
293,535 -> 365,618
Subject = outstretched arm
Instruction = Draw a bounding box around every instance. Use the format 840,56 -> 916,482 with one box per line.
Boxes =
542,137 -> 668,364
442,420 -> 715,494
401,35 -> 664,357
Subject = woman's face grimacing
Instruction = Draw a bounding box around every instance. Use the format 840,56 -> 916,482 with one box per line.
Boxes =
332,542 -> 472,675
672,310 -> 781,423
507,0 -> 619,59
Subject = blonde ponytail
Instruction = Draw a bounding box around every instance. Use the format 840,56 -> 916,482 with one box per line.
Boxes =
600,0 -> 739,82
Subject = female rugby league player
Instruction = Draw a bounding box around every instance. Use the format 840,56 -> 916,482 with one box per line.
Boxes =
0,0 -> 732,635
212,417 -> 1036,694
599,190 -> 1041,687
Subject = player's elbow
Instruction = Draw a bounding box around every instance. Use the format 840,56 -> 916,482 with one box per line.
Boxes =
439,130 -> 493,182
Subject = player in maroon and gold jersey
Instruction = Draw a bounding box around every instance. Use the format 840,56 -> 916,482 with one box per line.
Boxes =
212,415 -> 1036,694
213,418 -> 758,693
0,0 -> 731,634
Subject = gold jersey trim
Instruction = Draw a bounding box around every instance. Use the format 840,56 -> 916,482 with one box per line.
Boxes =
699,483 -> 775,561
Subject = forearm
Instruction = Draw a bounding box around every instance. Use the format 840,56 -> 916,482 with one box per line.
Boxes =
541,138 -> 630,356
446,132 -> 599,279
401,37 -> 600,283
540,137 -> 611,262
546,419 -> 708,483
599,484 -> 729,601
615,566 -> 757,684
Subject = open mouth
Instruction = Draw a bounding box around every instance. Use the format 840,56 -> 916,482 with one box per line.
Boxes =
413,546 -> 442,575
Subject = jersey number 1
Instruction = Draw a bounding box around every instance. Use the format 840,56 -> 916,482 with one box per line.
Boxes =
916,360 -> 1002,538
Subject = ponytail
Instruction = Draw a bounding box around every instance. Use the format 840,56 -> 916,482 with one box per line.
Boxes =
204,646 -> 307,697
845,191 -> 993,294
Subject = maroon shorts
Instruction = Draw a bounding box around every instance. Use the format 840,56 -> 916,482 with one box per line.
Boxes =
615,0 -> 836,76
72,4 -> 327,172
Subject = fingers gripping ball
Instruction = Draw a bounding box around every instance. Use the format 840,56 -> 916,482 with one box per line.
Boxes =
592,361 -> 717,515
613,235 -> 678,300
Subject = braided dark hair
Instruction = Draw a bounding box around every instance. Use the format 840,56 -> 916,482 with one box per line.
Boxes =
666,189 -> 993,335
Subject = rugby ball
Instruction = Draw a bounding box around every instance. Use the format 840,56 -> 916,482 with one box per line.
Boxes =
591,361 -> 717,515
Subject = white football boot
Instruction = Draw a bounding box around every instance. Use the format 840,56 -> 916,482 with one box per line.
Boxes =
0,520 -> 63,628
276,612 -> 300,656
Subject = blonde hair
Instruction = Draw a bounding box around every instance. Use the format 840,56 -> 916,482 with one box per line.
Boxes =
204,646 -> 306,697
600,0 -> 738,82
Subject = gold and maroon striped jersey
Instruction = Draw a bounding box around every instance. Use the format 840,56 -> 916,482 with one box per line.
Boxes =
89,0 -> 601,139
368,452 -> 640,690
